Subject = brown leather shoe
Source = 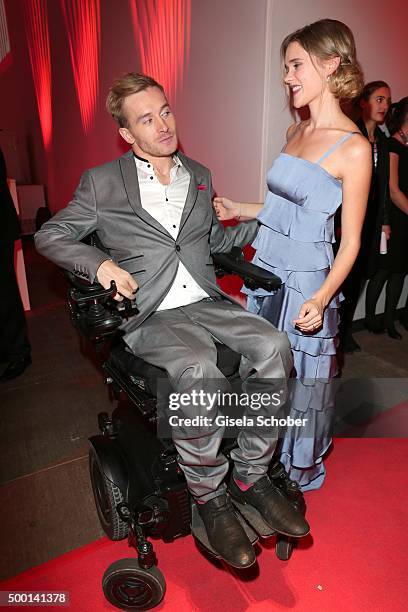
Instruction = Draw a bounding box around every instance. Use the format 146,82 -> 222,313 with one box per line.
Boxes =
229,475 -> 310,538
197,494 -> 256,568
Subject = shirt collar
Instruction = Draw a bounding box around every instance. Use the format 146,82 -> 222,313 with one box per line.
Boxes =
133,151 -> 182,172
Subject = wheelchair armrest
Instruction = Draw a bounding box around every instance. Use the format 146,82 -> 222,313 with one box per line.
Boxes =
64,270 -> 117,301
213,247 -> 282,292
63,270 -> 138,341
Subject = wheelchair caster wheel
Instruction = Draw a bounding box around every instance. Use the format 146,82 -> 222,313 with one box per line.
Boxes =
275,535 -> 295,561
102,558 -> 166,610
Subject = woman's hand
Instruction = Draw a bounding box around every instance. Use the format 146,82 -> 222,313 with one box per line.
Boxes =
213,196 -> 240,221
382,224 -> 391,240
293,297 -> 325,333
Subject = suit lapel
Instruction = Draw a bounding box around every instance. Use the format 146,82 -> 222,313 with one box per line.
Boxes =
119,151 -> 173,239
178,153 -> 201,235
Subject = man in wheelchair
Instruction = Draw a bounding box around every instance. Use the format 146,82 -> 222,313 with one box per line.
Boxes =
35,73 -> 309,570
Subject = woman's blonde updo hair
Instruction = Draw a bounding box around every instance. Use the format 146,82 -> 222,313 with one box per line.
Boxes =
281,19 -> 364,100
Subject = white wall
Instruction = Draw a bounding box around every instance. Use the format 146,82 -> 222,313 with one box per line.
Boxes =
175,0 -> 269,202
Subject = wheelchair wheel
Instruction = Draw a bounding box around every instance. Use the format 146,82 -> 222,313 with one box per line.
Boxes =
89,446 -> 128,540
102,558 -> 166,610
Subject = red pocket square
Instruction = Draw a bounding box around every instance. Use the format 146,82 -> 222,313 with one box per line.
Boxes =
197,184 -> 206,191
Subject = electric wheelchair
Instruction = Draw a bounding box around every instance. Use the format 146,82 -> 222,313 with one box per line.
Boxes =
65,245 -> 306,611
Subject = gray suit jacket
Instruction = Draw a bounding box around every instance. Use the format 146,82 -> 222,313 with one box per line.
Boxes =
35,150 -> 258,329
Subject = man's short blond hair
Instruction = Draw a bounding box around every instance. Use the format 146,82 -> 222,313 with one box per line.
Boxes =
106,73 -> 165,127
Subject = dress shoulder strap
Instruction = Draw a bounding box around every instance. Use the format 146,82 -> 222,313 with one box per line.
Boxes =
317,131 -> 360,164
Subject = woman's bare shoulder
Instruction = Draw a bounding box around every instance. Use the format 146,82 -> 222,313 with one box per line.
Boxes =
330,119 -> 370,160
346,131 -> 371,160
286,121 -> 304,142
337,132 -> 371,182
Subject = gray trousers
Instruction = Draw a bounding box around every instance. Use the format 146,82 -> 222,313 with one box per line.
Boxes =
124,298 -> 293,502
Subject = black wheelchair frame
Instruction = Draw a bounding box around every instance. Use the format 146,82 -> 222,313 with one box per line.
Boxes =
65,247 -> 305,611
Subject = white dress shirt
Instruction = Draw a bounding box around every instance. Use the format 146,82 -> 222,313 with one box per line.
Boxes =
134,154 -> 209,310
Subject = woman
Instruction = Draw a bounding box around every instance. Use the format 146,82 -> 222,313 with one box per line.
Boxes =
380,97 -> 408,334
339,82 -> 392,348
213,19 -> 371,491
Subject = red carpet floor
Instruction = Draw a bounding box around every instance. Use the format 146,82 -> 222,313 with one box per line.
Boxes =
2,438 -> 407,611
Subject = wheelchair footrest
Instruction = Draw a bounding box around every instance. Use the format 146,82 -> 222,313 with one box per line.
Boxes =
190,501 -> 258,558
229,498 -> 276,539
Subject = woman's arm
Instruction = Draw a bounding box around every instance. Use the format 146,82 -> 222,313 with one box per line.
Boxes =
389,152 -> 408,215
213,197 -> 263,221
294,136 -> 372,332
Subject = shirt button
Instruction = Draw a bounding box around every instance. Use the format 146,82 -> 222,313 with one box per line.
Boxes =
166,197 -> 168,201
183,285 -> 187,288
175,245 -> 181,252
173,224 -> 176,228
150,176 -> 153,180
147,164 -> 151,168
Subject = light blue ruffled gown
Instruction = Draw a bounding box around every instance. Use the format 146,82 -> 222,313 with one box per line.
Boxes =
244,132 -> 356,491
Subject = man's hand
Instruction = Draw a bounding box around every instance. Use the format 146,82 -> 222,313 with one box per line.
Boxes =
96,260 -> 138,301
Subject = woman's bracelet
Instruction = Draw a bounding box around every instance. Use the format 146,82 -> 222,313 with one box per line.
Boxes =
236,203 -> 242,221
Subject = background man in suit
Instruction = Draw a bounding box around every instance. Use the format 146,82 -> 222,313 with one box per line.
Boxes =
35,73 -> 309,568
0,146 -> 31,382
